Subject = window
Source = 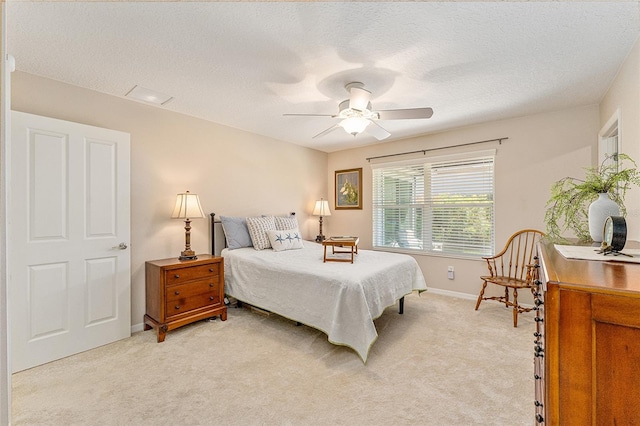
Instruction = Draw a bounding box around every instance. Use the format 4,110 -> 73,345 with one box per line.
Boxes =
372,151 -> 494,258
599,110 -> 619,171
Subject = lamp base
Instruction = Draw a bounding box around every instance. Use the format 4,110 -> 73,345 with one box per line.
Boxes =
315,235 -> 326,243
179,249 -> 198,261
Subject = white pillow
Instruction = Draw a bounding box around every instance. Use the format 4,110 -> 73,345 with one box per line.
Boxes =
275,216 -> 298,231
267,228 -> 304,252
246,216 -> 276,250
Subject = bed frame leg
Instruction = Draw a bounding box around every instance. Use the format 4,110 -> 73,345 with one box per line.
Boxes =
399,296 -> 404,315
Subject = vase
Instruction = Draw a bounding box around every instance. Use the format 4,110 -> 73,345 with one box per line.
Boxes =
588,193 -> 621,242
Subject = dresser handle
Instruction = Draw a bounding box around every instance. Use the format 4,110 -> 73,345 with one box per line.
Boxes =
209,296 -> 214,301
174,274 -> 180,279
209,283 -> 214,287
175,305 -> 180,310
209,268 -> 214,272
174,291 -> 180,296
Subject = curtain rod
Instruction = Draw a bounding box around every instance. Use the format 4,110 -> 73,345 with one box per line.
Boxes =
365,137 -> 508,162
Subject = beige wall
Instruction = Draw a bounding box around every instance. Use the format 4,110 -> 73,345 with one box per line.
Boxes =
327,106 -> 599,297
600,36 -> 640,241
11,71 -> 328,329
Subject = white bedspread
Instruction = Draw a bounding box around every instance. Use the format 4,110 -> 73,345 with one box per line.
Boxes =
222,242 -> 427,362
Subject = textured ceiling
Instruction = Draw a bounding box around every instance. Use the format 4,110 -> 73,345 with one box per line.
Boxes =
7,2 -> 640,153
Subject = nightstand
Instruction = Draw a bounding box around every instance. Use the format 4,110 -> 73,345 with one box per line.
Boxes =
144,254 -> 227,342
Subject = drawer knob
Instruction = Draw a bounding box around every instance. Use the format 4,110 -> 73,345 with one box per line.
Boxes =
209,268 -> 214,272
175,305 -> 180,310
209,283 -> 214,287
174,274 -> 180,279
174,291 -> 180,295
209,296 -> 214,301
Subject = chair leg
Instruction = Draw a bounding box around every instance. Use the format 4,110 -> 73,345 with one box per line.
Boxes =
475,281 -> 487,310
512,288 -> 519,327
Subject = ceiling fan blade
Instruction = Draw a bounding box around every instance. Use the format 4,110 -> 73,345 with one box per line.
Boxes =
283,113 -> 335,117
349,87 -> 371,111
376,107 -> 434,120
365,120 -> 391,140
312,124 -> 341,139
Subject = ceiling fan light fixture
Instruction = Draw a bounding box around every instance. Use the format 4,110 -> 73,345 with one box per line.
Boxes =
339,117 -> 370,136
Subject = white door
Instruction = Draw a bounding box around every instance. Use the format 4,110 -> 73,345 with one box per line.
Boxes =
9,111 -> 131,372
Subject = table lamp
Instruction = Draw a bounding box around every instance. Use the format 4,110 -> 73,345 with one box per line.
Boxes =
312,198 -> 331,242
171,191 -> 205,260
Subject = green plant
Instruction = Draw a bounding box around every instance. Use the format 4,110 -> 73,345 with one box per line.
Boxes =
545,153 -> 640,242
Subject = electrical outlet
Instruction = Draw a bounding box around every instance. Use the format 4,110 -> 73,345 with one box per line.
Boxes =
447,266 -> 455,280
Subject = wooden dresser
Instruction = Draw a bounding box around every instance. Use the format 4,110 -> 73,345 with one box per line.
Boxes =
536,240 -> 640,425
144,254 -> 227,342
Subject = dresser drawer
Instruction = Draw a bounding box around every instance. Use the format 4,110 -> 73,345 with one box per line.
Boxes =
166,292 -> 222,319
165,263 -> 220,286
166,280 -> 219,303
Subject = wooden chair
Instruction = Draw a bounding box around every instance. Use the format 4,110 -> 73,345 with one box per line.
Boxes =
475,229 -> 545,327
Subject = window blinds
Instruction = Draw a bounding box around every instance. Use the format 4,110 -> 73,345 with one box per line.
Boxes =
372,153 -> 494,257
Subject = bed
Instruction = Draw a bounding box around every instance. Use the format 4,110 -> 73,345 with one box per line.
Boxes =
211,213 -> 427,362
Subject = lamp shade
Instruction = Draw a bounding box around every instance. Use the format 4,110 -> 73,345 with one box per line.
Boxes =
171,191 -> 205,219
312,199 -> 331,217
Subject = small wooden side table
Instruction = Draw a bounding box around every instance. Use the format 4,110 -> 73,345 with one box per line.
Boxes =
322,237 -> 359,263
144,254 -> 227,342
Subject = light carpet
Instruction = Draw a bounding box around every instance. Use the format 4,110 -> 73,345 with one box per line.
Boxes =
12,292 -> 535,425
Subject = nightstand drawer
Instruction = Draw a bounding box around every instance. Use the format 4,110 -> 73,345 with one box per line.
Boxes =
166,280 -> 219,302
165,263 -> 220,286
166,293 -> 222,318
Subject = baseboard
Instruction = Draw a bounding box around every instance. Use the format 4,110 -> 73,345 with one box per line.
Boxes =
131,323 -> 145,333
426,287 -> 477,300
426,287 -> 533,309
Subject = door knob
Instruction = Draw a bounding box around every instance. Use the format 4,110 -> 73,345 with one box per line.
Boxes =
113,242 -> 128,250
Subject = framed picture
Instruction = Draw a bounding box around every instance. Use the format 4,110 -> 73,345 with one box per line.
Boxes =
335,168 -> 362,210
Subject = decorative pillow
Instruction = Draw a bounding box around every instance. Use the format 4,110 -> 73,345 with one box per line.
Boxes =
275,216 -> 298,231
246,216 -> 276,250
267,228 -> 304,252
220,216 -> 253,250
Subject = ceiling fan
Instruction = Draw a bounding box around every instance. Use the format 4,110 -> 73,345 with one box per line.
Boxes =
284,82 -> 433,140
